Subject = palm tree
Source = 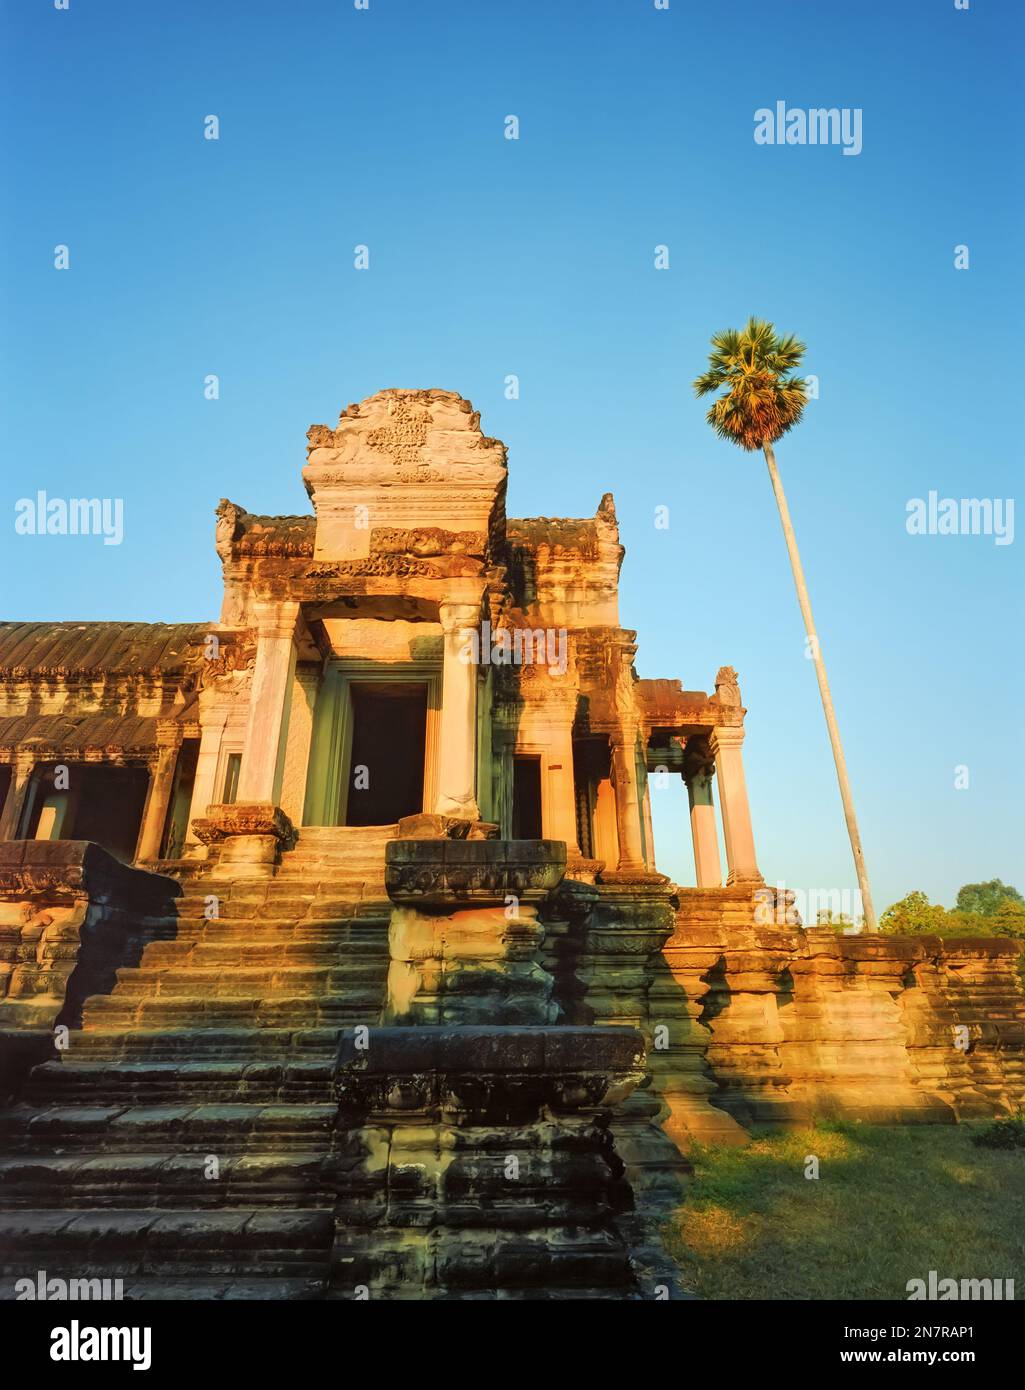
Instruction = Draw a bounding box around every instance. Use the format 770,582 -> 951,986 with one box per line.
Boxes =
693,317 -> 878,932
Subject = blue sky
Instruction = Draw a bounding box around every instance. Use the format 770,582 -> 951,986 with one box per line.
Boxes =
2,0 -> 1022,910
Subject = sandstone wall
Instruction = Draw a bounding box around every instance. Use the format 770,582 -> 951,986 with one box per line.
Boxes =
659,892 -> 1025,1137
0,840 -> 180,1090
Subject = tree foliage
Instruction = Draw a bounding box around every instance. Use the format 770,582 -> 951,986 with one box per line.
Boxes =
880,884 -> 1025,944
693,317 -> 809,451
955,879 -> 1025,917
879,891 -> 948,936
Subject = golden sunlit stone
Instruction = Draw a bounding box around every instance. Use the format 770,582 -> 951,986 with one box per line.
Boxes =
0,390 -> 1022,1299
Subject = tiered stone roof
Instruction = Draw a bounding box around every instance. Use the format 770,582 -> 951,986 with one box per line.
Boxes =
0,622 -> 209,677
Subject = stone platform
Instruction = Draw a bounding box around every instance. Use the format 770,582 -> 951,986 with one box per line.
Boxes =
1,832 -> 1023,1299
662,892 -> 1025,1133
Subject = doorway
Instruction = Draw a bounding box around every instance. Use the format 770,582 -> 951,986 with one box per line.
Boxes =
512,755 -> 543,839
345,682 -> 428,826
24,763 -> 150,863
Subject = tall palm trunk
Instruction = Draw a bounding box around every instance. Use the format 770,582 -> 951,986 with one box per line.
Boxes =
762,442 -> 878,932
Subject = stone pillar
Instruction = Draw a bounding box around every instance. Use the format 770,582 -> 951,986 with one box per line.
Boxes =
434,600 -> 480,820
0,753 -> 36,840
136,735 -> 182,862
278,663 -> 320,827
710,725 -> 761,886
593,775 -> 619,869
641,774 -> 656,871
490,726 -> 515,838
236,601 -> 299,805
683,740 -> 722,889
547,705 -> 581,858
610,726 -> 646,874
183,702 -> 228,855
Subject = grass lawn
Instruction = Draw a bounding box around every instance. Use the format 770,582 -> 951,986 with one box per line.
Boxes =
663,1121 -> 1025,1300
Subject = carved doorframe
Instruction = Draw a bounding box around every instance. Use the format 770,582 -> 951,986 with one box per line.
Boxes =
303,660 -> 441,825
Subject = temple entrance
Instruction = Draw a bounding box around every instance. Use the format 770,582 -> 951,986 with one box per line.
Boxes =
512,755 -> 543,839
345,682 -> 427,826
23,763 -> 150,863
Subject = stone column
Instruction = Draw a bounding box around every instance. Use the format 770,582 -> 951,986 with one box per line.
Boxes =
683,740 -> 722,889
547,703 -> 581,858
434,600 -> 481,820
183,701 -> 228,855
136,735 -> 182,862
709,725 -> 762,885
0,752 -> 36,840
236,601 -> 300,805
610,726 -> 646,874
641,774 -> 656,872
277,663 -> 320,827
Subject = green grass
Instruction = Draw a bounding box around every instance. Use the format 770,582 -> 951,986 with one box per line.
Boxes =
664,1121 -> 1025,1300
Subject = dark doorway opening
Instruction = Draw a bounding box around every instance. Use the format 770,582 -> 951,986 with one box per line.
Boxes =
68,766 -> 150,862
24,763 -> 150,864
163,738 -> 199,860
512,755 -> 543,839
346,682 -> 427,826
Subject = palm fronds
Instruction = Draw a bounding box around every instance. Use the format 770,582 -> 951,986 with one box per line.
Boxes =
693,317 -> 809,451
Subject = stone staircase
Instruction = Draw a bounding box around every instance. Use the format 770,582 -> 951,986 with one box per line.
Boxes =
276,823 -> 397,892
0,826 -> 397,1300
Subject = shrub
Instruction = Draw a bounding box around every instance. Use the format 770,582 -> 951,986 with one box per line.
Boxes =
971,1116 -> 1025,1150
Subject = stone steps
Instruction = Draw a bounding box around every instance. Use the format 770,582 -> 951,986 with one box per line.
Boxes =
178,882 -> 384,905
0,828 -> 397,1298
144,915 -> 388,940
180,878 -> 382,897
79,995 -> 382,1028
276,827 -> 396,888
109,964 -> 385,997
0,1208 -> 335,1281
143,938 -> 387,968
0,1152 -> 336,1205
0,1275 -> 326,1301
22,1058 -> 335,1103
62,1026 -> 348,1060
0,1100 -> 336,1149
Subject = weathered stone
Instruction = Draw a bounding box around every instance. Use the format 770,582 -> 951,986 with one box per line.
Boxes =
0,386 -> 1020,1300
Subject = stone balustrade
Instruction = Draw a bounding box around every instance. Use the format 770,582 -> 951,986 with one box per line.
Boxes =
0,839 -> 180,1097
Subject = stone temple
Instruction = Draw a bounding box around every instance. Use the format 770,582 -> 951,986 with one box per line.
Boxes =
1,389 -> 1023,1299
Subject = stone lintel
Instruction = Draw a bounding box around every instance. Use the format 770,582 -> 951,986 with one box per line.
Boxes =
385,837 -> 566,908
190,802 -> 296,846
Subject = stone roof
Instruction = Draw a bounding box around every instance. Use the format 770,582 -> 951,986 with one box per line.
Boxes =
0,713 -> 160,755
0,623 -> 210,677
506,518 -> 600,556
233,513 -> 315,556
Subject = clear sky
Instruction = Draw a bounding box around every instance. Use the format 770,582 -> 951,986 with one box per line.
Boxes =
2,0 -> 1022,911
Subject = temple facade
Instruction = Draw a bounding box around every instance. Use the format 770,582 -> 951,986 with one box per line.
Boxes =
1,390 -> 1022,1300
0,388 -> 759,889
